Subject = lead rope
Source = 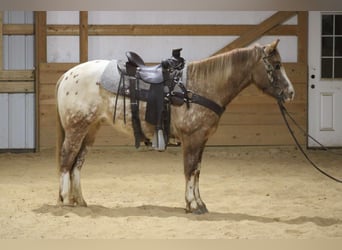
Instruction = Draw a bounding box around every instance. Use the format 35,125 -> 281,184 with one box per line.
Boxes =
278,100 -> 342,183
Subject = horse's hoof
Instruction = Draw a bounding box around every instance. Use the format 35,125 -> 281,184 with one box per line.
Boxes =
76,200 -> 88,207
57,198 -> 74,207
186,205 -> 209,215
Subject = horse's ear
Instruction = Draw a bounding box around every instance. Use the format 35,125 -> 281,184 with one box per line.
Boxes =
264,39 -> 280,55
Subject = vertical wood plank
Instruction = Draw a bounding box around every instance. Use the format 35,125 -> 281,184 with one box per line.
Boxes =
35,11 -> 47,151
79,11 -> 88,62
35,11 -> 46,63
297,11 -> 308,65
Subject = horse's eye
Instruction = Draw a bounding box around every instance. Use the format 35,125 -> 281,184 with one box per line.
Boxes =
275,64 -> 281,70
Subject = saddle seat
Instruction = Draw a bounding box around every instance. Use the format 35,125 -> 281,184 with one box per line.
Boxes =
126,51 -> 165,84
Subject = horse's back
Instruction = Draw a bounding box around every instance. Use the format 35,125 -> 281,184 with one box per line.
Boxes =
59,60 -> 111,88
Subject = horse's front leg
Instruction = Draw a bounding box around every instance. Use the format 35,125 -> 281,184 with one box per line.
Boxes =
182,137 -> 208,214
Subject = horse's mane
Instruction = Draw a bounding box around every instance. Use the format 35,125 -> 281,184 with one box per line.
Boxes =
187,46 -> 262,83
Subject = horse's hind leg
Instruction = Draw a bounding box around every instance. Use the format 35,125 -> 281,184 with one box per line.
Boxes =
58,130 -> 88,206
69,123 -> 100,206
69,143 -> 88,206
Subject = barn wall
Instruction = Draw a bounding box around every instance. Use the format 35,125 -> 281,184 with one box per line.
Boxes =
0,11 -> 35,150
37,11 -> 307,148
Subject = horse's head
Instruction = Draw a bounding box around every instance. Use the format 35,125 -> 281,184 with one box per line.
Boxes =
252,39 -> 295,102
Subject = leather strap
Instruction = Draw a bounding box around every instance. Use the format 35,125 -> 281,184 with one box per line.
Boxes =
190,93 -> 225,116
119,88 -> 225,117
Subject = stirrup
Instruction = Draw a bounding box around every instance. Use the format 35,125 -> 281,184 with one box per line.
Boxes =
152,129 -> 166,151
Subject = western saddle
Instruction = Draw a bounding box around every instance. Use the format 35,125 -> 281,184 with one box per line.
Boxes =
116,48 -> 185,151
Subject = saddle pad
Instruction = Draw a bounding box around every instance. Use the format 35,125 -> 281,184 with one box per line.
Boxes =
98,60 -> 122,93
99,59 -> 154,94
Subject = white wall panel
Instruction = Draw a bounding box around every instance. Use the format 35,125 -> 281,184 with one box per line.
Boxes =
7,35 -> 26,69
88,11 -> 297,25
88,36 -> 238,62
88,35 -> 297,63
3,11 -> 34,24
0,94 -> 35,149
47,11 -> 79,24
4,34 -> 34,69
25,94 -> 35,148
25,36 -> 35,69
0,94 -> 9,148
8,94 -> 26,148
47,36 -> 80,62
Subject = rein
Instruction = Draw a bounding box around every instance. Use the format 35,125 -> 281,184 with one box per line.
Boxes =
278,100 -> 342,183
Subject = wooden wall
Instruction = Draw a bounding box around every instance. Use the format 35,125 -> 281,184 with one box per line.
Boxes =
37,11 -> 307,149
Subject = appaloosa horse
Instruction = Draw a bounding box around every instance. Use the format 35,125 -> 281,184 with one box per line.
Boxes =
56,39 -> 294,214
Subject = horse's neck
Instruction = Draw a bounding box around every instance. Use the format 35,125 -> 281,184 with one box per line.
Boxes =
187,46 -> 261,107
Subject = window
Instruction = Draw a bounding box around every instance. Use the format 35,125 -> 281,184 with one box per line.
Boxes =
321,14 -> 342,79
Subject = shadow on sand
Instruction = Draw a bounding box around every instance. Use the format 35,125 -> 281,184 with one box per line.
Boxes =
33,204 -> 342,227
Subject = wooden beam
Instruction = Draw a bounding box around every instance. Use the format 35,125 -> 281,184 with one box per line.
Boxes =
46,24 -> 297,36
89,24 -> 297,36
79,11 -> 88,62
212,11 -> 297,56
3,24 -> 34,35
0,70 -> 34,80
0,81 -> 35,93
47,25 -> 79,35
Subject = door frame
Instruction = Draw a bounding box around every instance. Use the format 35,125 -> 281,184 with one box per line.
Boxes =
308,11 -> 342,148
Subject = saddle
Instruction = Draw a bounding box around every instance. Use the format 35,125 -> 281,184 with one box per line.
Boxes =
116,48 -> 185,151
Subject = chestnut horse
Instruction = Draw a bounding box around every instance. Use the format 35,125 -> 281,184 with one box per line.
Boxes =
56,40 -> 294,214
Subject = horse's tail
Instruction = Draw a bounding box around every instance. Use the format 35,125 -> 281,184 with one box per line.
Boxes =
55,74 -> 65,172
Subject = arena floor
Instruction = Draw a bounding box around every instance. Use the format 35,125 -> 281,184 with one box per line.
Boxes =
1,146 -> 342,239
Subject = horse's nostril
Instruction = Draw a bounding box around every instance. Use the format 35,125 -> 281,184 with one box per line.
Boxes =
289,91 -> 294,100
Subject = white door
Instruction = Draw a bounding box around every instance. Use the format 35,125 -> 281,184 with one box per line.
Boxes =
308,11 -> 342,147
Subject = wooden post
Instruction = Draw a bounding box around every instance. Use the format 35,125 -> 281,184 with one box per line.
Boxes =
79,11 -> 88,62
297,11 -> 308,65
34,11 -> 47,152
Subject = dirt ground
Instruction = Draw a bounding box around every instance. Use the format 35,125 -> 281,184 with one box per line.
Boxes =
0,145 -> 342,239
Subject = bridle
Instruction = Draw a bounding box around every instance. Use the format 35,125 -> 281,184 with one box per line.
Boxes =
261,48 -> 285,101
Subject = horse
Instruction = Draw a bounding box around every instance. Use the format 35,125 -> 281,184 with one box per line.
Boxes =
55,39 -> 294,214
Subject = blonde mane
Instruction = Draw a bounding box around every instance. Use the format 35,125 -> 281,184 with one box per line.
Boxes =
187,46 -> 262,86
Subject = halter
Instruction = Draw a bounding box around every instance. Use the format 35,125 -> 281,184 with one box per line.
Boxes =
261,48 -> 284,101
